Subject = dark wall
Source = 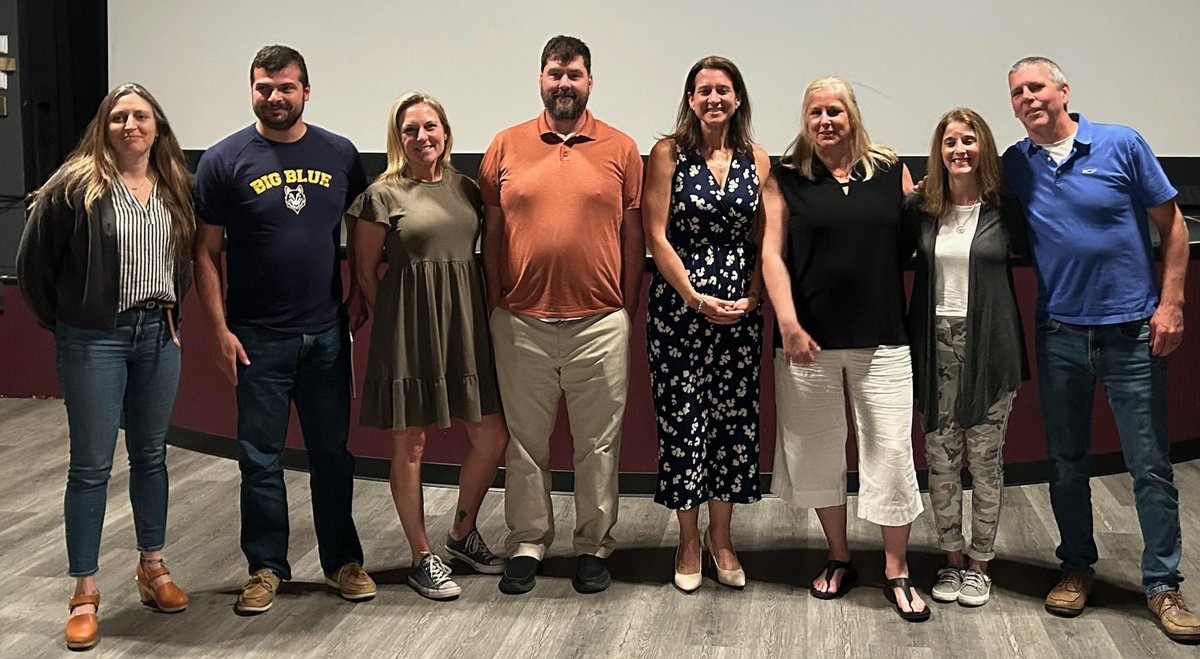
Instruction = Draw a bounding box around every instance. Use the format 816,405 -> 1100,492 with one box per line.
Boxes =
0,0 -> 24,279
18,0 -> 107,193
0,0 -> 107,277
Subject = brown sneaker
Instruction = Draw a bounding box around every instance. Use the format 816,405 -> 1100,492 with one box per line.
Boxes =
324,563 -> 376,601
1148,591 -> 1200,643
1044,569 -> 1092,617
235,569 -> 281,615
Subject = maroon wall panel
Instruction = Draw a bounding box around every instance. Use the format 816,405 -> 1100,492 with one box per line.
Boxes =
5,260 -> 1200,474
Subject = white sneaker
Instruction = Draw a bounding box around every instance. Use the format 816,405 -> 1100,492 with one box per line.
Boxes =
931,566 -> 964,603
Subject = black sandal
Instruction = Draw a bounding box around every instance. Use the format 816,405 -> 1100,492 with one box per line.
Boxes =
884,577 -> 932,622
809,560 -> 858,600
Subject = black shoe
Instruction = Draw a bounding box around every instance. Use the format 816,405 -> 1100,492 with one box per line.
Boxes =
573,554 -> 611,594
498,556 -> 539,595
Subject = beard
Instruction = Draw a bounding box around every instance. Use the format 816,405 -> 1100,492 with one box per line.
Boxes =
254,99 -> 304,131
542,88 -> 588,122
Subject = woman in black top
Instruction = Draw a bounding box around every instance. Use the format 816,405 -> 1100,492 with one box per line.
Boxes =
905,108 -> 1027,607
18,83 -> 195,649
761,76 -> 929,621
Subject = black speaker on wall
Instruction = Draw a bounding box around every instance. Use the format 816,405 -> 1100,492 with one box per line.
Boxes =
18,0 -> 107,193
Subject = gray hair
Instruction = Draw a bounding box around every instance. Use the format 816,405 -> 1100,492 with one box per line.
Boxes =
1009,56 -> 1067,89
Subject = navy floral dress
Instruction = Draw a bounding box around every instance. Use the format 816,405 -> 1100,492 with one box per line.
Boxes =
647,148 -> 763,510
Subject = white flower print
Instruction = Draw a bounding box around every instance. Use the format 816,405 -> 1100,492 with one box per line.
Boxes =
648,149 -> 764,510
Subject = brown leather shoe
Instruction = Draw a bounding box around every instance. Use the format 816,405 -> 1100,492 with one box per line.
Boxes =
324,563 -> 377,601
1148,591 -> 1200,643
65,593 -> 100,651
236,569 -> 281,615
1044,569 -> 1092,617
136,559 -> 189,613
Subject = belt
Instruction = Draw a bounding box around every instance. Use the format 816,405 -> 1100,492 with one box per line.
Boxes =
132,300 -> 180,347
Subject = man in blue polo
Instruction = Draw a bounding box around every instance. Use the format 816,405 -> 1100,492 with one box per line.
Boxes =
1002,56 -> 1196,643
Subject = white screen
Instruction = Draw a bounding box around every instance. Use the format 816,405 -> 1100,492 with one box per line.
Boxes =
110,0 -> 1200,156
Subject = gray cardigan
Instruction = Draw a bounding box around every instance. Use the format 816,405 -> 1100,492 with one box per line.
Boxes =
17,189 -> 190,331
903,191 -> 1029,434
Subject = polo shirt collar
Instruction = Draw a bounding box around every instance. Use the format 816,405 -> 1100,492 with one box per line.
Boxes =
537,109 -> 597,142
1021,112 -> 1091,158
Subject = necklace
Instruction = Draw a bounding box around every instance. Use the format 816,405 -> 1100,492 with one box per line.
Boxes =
122,175 -> 155,192
951,202 -> 979,234
707,149 -> 731,173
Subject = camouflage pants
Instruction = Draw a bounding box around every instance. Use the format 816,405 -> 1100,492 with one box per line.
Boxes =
924,317 -> 1015,562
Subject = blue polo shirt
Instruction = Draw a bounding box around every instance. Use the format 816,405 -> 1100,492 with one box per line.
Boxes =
1002,113 -> 1177,324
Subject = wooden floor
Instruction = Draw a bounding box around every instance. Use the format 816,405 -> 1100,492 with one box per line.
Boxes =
2,397 -> 1198,658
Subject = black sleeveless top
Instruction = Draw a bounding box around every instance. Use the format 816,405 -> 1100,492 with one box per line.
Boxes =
772,156 -> 908,350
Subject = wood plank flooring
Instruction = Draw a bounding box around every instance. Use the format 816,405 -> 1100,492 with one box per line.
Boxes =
1,397 -> 1197,658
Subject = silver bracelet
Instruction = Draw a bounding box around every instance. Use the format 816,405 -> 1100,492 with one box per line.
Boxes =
697,297 -> 706,312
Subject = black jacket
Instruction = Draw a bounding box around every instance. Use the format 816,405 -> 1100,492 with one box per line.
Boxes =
903,191 -> 1029,434
16,190 -> 190,331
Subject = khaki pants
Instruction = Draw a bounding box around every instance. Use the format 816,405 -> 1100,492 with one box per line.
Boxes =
490,308 -> 631,560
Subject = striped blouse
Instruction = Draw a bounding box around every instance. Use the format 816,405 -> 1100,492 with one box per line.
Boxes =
111,181 -> 176,311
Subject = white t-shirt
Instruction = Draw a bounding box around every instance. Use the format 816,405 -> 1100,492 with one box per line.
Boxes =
934,202 -> 981,317
1039,132 -> 1077,165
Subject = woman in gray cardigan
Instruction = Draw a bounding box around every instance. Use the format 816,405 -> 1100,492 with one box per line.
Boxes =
904,108 -> 1028,608
18,83 -> 194,650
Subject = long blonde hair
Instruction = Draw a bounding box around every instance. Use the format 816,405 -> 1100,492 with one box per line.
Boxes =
781,76 -> 897,181
920,107 -> 1003,219
31,83 -> 195,263
378,91 -> 455,183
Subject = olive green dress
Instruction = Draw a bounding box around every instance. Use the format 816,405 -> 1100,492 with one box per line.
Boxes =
348,172 -> 501,429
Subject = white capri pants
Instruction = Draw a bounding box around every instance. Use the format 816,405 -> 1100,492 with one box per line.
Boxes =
771,345 -> 924,526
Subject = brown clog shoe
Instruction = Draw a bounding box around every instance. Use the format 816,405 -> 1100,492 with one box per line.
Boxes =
136,559 -> 189,613
65,592 -> 100,651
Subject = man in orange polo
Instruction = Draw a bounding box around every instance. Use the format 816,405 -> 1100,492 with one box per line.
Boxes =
479,34 -> 644,595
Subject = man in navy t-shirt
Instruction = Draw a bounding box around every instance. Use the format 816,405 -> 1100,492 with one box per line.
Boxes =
194,44 -> 374,615
1003,56 -> 1196,642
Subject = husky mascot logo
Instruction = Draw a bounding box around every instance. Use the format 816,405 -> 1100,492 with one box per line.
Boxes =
284,184 -> 307,214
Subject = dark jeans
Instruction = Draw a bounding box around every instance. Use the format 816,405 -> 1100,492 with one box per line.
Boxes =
56,309 -> 181,577
1037,317 -> 1181,596
231,319 -> 362,579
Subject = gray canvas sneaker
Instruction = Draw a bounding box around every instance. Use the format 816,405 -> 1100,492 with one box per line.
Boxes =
408,554 -> 462,600
930,566 -> 964,603
445,529 -> 506,574
958,569 -> 992,606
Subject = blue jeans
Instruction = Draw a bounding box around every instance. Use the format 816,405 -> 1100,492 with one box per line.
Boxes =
56,309 -> 182,577
231,320 -> 362,579
1037,317 -> 1181,596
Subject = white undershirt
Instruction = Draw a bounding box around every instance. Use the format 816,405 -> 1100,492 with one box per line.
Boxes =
934,202 -> 980,317
1039,131 -> 1077,165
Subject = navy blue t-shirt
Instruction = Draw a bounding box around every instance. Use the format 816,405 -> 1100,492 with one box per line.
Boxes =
194,124 -> 367,333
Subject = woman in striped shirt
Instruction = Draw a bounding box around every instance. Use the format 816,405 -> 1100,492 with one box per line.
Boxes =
17,83 -> 195,651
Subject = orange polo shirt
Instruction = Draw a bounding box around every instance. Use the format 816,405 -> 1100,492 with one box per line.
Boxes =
478,110 -> 642,319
